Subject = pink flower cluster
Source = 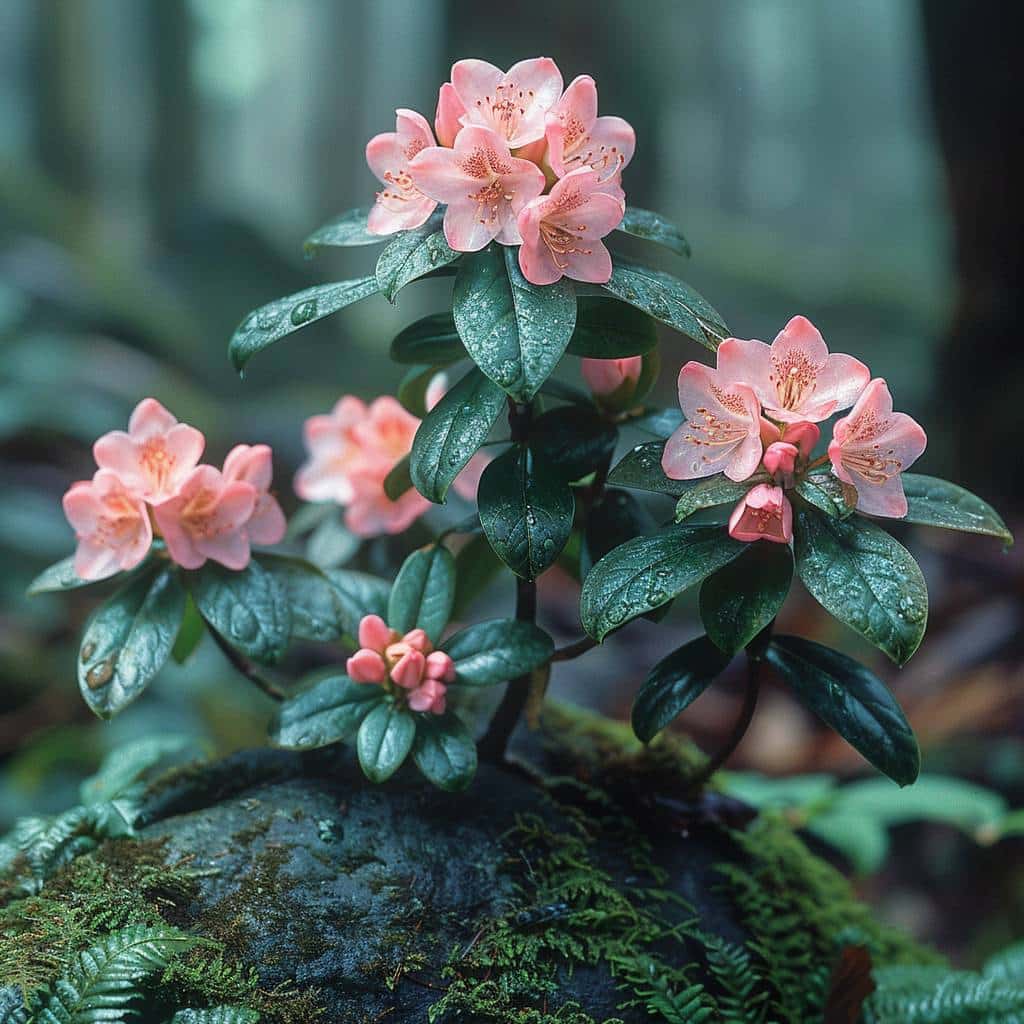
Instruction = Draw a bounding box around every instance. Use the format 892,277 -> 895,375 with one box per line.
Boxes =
365,58 -> 635,286
347,614 -> 454,715
661,317 -> 927,543
294,386 -> 487,538
62,398 -> 286,580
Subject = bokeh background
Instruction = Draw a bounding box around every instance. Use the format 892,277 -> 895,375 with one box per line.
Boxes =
1,0 -> 1021,967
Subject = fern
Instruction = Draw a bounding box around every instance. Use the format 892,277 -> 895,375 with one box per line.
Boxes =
28,923 -> 197,1024
1,985 -> 30,1024
166,1009 -> 260,1024
698,933 -> 770,1024
983,940 -> 1024,984
615,959 -> 716,1023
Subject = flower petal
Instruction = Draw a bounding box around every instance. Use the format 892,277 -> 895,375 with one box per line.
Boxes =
128,398 -> 178,438
435,82 -> 466,147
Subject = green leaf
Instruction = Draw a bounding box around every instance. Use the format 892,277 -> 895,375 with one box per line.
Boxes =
452,245 -> 577,402
616,206 -> 691,257
602,261 -> 727,350
303,206 -> 384,250
900,473 -> 1013,544
383,455 -> 414,501
530,405 -> 618,482
375,221 -> 459,301
582,488 -> 656,577
78,568 -> 185,719
631,635 -> 731,742
441,618 -> 554,685
806,812 -> 890,875
27,554 -> 92,594
794,505 -> 928,665
452,533 -> 505,617
412,712 -> 478,791
765,635 -> 920,785
324,569 -> 390,636
168,1007 -> 261,1024
258,554 -> 345,642
306,510 -> 360,569
190,560 -> 291,663
81,734 -> 205,805
700,543 -> 793,655
675,475 -> 759,522
581,526 -> 746,640
229,276 -> 378,371
390,312 -> 466,365
387,545 -> 456,642
565,297 -> 658,358
478,445 -> 575,580
357,702 -> 416,782
271,674 -> 383,749
796,474 -> 856,519
606,440 -> 683,495
171,593 -> 205,664
397,363 -> 441,418
410,366 -> 506,503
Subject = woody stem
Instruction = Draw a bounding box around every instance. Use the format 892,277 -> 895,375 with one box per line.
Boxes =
208,626 -> 288,702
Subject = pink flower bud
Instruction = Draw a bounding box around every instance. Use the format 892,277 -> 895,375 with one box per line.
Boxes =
728,484 -> 793,545
408,678 -> 447,715
401,628 -> 432,653
425,651 -> 456,683
762,442 -> 799,486
358,614 -> 395,652
347,649 -> 387,684
582,356 -> 643,398
783,421 -> 821,460
390,649 -> 426,690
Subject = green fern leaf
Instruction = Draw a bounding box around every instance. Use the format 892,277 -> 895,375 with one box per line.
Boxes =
984,940 -> 1024,984
166,1008 -> 260,1024
0,985 -> 30,1024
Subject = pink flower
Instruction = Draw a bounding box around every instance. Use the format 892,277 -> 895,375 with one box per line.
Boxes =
762,441 -> 799,487
728,484 -> 793,545
222,444 -> 287,547
434,83 -> 466,147
153,465 -> 257,571
426,371 -> 492,499
662,363 -> 764,482
545,74 -> 635,186
93,398 -> 204,503
294,396 -> 366,506
517,167 -> 624,285
716,316 -> 870,424
62,469 -> 153,581
408,678 -> 447,715
582,356 -> 643,399
828,378 -> 927,518
450,57 -> 563,148
782,421 -> 821,460
366,109 -> 438,235
410,125 -> 546,251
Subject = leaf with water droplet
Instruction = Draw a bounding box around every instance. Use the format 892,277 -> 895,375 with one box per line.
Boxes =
303,206 -> 385,252
411,711 -> 478,792
375,218 -> 459,302
565,298 -> 658,358
796,474 -> 857,519
766,635 -> 920,786
389,312 -> 467,365
323,568 -> 391,637
606,440 -> 684,495
28,553 -> 103,595
441,618 -> 554,685
387,545 -> 456,643
258,553 -> 347,642
615,206 -> 692,258
78,567 -> 186,719
675,474 -> 762,522
357,702 -> 417,783
898,473 -> 1012,544
271,673 -> 384,749
530,405 -> 618,483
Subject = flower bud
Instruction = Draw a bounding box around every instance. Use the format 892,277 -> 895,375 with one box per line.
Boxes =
728,484 -> 793,545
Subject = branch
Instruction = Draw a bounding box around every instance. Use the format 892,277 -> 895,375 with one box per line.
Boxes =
208,627 -> 288,703
551,635 -> 598,662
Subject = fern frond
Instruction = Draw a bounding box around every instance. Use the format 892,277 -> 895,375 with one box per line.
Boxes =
166,1008 -> 260,1024
80,734 -> 205,806
865,963 -> 1024,1023
983,940 -> 1024,983
0,985 -> 29,1024
700,933 -> 770,1023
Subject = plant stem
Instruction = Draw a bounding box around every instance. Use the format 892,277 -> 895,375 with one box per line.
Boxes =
551,635 -> 598,662
208,627 -> 288,703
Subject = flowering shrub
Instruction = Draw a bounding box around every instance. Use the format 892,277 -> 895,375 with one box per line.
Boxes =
33,56 -> 1012,793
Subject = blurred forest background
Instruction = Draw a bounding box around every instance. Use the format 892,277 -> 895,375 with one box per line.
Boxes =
1,0 -> 1021,968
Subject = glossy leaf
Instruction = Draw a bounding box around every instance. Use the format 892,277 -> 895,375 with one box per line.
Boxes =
375,222 -> 458,301
28,554 -> 93,594
616,206 -> 691,258
796,474 -> 856,519
171,594 -> 205,664
387,545 -> 456,642
441,618 -> 554,685
78,568 -> 185,719
565,297 -> 658,358
306,511 -> 360,569
412,712 -> 478,791
900,473 -> 1012,544
397,362 -> 441,418
794,505 -> 928,665
357,702 -> 416,783
631,635 -> 731,742
766,635 -> 920,786
390,312 -> 466,365
582,488 -> 656,577
452,245 -> 576,402
229,276 -> 378,371
410,366 -> 506,503
303,207 -> 383,250
452,533 -> 505,617
700,542 -> 793,654
530,405 -> 618,482
675,475 -> 759,522
606,440 -> 683,495
258,554 -> 345,642
602,261 -> 727,350
580,525 -> 746,640
383,455 -> 414,501
324,569 -> 391,636
271,674 -> 383,749
190,560 -> 291,663
478,445 -> 575,580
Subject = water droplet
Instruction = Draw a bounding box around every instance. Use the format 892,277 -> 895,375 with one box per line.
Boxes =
257,308 -> 282,330
81,642 -> 96,661
86,658 -> 115,689
290,299 -> 319,326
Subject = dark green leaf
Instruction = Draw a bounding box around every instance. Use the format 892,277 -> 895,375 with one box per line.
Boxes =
700,543 -> 793,654
675,475 -> 758,521
190,560 -> 291,663
383,455 -> 413,501
375,222 -> 458,301
258,554 -> 345,642
397,363 -> 441,418
631,635 -> 731,743
271,674 -> 383,749
530,406 -> 618,482
602,262 -> 727,350
387,545 -> 456,642
630,407 -> 684,437
794,506 -> 928,665
607,440 -> 683,495
616,206 -> 691,258
171,594 -> 205,664
390,313 -> 466,365
357,702 -> 416,782
229,276 -> 378,371
412,712 -> 478,791
78,568 -> 185,719
452,533 -> 505,618
27,554 -> 92,594
580,525 -> 746,640
566,298 -> 658,358
537,378 -> 592,405
766,635 -> 920,785
410,366 -> 506,503
452,245 -> 576,402
324,569 -> 391,636
478,445 -> 575,580
900,473 -> 1012,544
582,488 -> 656,577
441,618 -> 554,685
796,474 -> 856,519
303,207 -> 383,250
